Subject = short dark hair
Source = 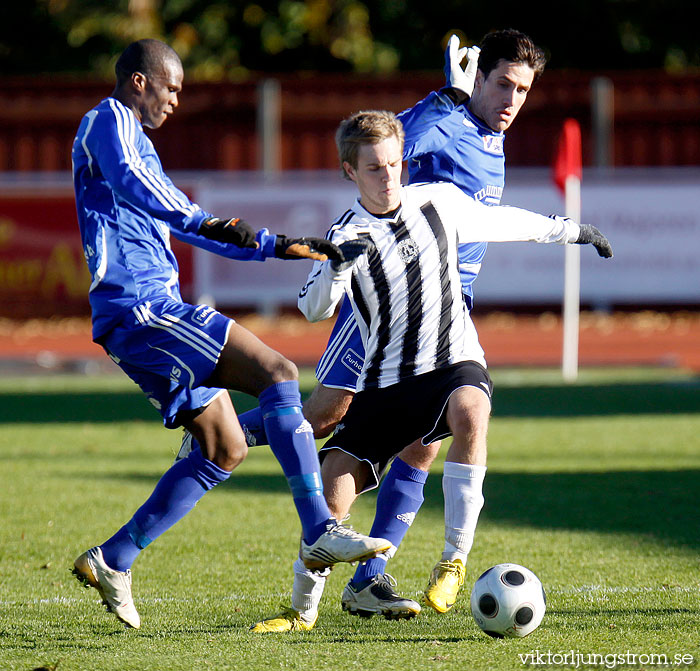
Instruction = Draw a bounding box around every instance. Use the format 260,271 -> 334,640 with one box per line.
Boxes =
335,110 -> 405,180
478,29 -> 547,82
115,39 -> 180,84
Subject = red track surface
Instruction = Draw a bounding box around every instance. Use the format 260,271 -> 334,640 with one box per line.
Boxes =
1,311 -> 698,373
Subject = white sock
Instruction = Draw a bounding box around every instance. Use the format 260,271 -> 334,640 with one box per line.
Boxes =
442,462 -> 486,563
291,557 -> 330,622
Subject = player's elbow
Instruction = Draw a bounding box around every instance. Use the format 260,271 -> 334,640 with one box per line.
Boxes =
305,310 -> 328,323
298,299 -> 327,323
297,300 -> 313,322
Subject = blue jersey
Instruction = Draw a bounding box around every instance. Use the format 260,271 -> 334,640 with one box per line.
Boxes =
398,88 -> 506,305
72,97 -> 277,340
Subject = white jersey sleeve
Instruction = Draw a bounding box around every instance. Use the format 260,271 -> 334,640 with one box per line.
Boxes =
432,183 -> 580,245
298,227 -> 358,323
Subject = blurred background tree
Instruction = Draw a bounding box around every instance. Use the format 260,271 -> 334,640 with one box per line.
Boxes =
1,0 -> 699,78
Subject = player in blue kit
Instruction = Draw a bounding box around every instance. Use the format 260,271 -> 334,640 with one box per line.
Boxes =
400,28 -> 547,614
248,30 -> 550,631
69,39 -> 390,630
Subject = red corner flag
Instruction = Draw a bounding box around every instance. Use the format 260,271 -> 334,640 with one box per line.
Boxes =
553,118 -> 582,195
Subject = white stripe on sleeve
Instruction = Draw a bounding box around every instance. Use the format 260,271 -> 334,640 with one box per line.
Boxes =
109,99 -> 197,217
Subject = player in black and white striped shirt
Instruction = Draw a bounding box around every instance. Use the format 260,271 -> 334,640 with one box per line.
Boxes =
252,111 -> 612,631
300,179 -> 581,391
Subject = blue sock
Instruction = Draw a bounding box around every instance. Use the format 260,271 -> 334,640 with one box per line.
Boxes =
259,381 -> 332,545
100,447 -> 231,572
351,457 -> 428,587
237,406 -> 268,446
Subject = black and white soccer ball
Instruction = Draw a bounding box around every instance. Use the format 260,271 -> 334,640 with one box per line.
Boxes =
470,563 -> 546,638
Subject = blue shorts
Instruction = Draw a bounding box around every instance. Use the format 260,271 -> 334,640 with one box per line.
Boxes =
315,297 -> 364,392
100,298 -> 232,429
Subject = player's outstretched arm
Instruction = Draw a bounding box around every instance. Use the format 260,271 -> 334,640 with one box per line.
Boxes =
198,217 -> 259,248
274,236 -> 343,262
452,188 -> 613,257
198,219 -> 344,262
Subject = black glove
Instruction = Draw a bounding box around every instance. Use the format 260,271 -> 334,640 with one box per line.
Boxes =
198,217 -> 258,249
575,223 -> 614,258
331,238 -> 374,271
274,235 -> 343,262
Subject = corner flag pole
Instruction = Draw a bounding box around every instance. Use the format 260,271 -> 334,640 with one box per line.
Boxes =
553,119 -> 583,382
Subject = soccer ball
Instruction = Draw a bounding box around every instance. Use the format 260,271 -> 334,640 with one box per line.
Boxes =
470,563 -> 546,638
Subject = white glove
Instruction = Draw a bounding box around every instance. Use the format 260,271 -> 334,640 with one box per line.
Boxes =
444,34 -> 480,97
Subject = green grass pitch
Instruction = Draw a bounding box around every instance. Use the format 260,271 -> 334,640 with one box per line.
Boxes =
0,368 -> 698,671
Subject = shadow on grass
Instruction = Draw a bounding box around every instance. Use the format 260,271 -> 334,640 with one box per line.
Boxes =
492,379 -> 700,417
423,468 -> 700,551
82,467 -> 700,552
0,390 -> 259,424
0,378 -> 698,423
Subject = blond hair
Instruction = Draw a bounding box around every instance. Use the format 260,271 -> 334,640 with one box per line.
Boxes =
335,110 -> 405,180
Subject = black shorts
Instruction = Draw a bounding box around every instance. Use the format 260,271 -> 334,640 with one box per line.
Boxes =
319,360 -> 493,492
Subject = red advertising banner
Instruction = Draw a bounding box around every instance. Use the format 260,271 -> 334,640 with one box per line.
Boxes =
0,193 -> 89,317
0,187 -> 193,319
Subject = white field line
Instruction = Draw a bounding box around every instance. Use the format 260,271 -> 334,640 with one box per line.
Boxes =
0,584 -> 698,608
0,593 -> 286,607
549,585 -> 699,594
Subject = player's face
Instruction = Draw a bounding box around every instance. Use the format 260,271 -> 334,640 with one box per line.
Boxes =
344,136 -> 403,215
469,59 -> 535,132
137,59 -> 183,129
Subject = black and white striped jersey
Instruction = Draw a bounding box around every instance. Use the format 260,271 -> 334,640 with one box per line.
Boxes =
299,181 -> 579,391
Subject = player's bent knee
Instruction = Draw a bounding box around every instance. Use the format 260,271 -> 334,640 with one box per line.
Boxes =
309,419 -> 334,439
448,410 -> 488,443
304,409 -> 343,439
447,388 -> 490,438
303,385 -> 353,438
266,354 -> 298,385
215,438 -> 248,472
399,439 -> 441,471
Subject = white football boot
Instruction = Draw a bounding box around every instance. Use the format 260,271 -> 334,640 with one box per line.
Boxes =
300,522 -> 391,570
342,574 -> 421,620
73,546 -> 141,629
